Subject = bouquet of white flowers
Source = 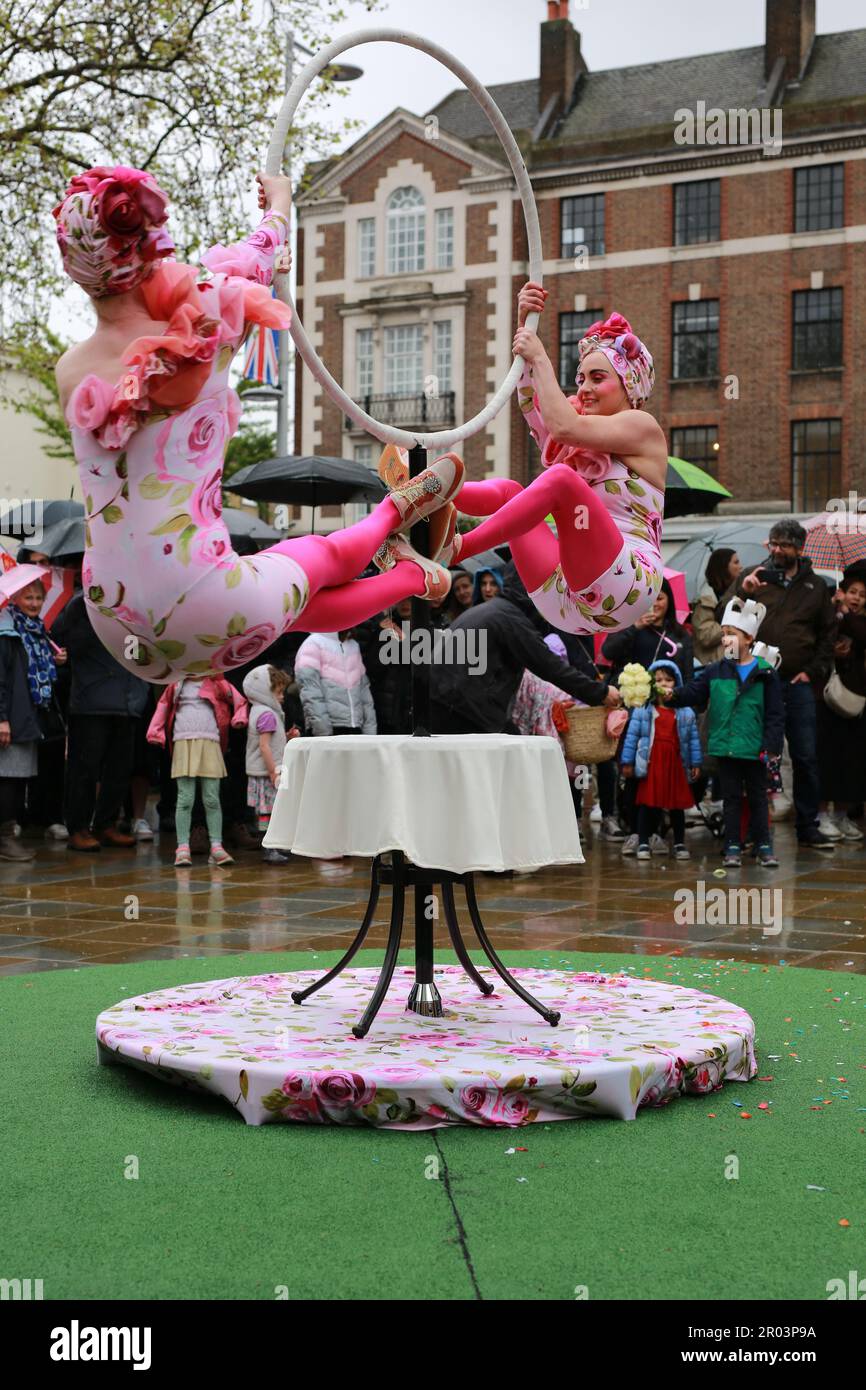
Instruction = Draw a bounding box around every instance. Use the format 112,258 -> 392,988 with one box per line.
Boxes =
617,662 -> 652,708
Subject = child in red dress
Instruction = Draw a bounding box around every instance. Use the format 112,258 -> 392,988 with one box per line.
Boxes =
619,659 -> 702,861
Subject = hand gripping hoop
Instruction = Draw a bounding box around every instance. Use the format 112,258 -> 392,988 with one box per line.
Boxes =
265,28 -> 543,451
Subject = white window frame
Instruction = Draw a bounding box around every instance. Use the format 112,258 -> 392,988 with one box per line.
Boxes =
384,323 -> 424,395
358,217 -> 376,278
435,208 -> 454,270
386,187 -> 426,275
433,319 -> 453,394
356,327 -> 374,397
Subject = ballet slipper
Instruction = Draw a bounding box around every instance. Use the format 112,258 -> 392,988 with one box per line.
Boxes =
372,533 -> 453,603
384,452 -> 465,532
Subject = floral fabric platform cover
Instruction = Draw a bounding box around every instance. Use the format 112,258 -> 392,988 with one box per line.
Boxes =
96,968 -> 757,1129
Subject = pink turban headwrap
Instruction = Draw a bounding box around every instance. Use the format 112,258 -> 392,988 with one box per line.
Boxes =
52,165 -> 175,298
577,312 -> 655,408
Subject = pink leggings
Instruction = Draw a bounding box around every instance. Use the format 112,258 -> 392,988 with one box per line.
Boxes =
275,496 -> 425,632
457,464 -> 621,592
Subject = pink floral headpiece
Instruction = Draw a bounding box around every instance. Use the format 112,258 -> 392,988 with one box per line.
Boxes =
52,165 -> 175,298
577,311 -> 655,408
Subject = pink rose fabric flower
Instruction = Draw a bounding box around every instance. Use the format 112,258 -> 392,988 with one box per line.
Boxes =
69,375 -> 115,431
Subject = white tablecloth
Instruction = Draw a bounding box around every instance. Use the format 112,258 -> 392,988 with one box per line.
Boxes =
263,734 -> 583,874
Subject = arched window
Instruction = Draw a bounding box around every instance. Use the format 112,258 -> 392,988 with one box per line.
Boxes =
386,187 -> 425,274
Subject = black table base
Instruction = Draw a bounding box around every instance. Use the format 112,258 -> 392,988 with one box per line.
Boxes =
291,852 -> 562,1038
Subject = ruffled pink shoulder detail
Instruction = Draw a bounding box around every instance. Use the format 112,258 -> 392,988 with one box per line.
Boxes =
140,259 -> 199,321
66,252 -> 289,451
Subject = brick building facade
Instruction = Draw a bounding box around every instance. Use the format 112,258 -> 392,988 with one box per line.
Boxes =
293,0 -> 866,524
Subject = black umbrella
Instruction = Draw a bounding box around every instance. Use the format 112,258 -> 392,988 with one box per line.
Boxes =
222,506 -> 282,544
36,515 -> 86,562
226,455 -> 386,534
2,498 -> 84,548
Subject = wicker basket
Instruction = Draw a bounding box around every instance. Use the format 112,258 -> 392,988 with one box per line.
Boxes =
562,705 -> 619,765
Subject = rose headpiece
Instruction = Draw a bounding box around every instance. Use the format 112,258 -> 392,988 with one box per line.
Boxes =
52,165 -> 175,298
577,312 -> 655,407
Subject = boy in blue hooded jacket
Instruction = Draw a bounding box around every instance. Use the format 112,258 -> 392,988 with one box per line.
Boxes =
620,659 -> 702,861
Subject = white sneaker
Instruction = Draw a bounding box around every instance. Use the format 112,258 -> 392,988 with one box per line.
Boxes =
673,843 -> 691,861
834,814 -> 864,840
621,833 -> 639,857
12,823 -> 20,838
132,818 -> 154,841
600,816 -> 626,841
636,844 -> 652,861
817,812 -> 843,840
589,803 -> 602,824
45,823 -> 69,841
649,833 -> 669,856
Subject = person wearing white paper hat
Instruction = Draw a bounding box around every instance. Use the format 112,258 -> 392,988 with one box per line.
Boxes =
660,595 -> 784,868
722,518 -> 837,850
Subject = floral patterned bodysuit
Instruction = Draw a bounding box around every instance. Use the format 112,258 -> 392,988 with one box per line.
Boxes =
518,362 -> 665,635
66,214 -> 312,683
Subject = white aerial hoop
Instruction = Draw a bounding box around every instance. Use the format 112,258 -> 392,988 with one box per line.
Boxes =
265,28 -> 543,452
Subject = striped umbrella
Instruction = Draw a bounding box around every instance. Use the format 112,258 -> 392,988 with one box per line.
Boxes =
802,512 -> 866,570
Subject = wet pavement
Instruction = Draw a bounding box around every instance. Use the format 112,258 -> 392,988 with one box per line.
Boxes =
1,816 -> 863,977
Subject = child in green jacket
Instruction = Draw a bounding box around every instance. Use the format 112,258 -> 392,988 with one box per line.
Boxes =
663,598 -> 784,867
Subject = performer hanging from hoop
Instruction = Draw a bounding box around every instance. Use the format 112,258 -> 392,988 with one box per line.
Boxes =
379,284 -> 667,636
54,166 -> 462,683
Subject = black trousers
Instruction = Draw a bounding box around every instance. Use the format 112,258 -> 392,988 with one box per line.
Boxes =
716,757 -> 770,848
66,714 -> 136,835
27,737 -> 66,826
637,806 -> 685,844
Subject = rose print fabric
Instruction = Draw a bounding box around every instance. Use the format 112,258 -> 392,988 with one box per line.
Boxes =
66,212 -> 318,683
516,361 -> 665,635
96,967 -> 757,1129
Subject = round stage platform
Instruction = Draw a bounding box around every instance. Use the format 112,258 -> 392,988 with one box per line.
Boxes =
96,967 -> 757,1128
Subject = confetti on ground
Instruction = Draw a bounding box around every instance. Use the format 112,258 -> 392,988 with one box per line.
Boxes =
806,1185 -> 826,1192
740,1112 -> 752,1119
839,1219 -> 850,1228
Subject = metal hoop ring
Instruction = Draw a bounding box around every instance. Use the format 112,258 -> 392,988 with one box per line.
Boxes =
266,28 -> 543,451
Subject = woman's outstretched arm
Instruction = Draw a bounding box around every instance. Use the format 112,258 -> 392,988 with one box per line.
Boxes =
515,281 -> 552,454
201,173 -> 292,286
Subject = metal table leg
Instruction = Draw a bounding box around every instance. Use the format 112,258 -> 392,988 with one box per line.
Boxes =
291,855 -> 382,1005
463,875 -> 561,1026
441,880 -> 494,996
351,851 -> 407,1038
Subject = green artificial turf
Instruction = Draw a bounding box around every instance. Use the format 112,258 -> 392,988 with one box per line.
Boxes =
2,949 -> 864,1301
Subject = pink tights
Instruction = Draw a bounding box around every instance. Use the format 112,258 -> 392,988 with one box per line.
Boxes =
457,465 -> 622,593
274,496 -> 426,632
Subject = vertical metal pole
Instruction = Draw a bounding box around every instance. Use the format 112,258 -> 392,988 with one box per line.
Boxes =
405,443 -> 442,1016
275,27 -> 292,460
408,443 -> 432,737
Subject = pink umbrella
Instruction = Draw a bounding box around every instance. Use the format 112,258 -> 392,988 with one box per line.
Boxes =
664,566 -> 690,624
0,562 -> 52,607
592,566 -> 690,661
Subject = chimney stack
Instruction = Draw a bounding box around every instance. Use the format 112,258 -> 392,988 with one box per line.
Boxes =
540,1 -> 587,130
765,0 -> 816,82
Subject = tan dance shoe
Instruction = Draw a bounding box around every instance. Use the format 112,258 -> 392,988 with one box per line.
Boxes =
377,446 -> 462,558
372,534 -> 454,603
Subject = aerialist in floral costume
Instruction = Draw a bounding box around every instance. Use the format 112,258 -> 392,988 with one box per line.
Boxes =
377,286 -> 667,637
54,166 -> 463,683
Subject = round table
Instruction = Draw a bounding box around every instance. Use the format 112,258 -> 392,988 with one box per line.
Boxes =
263,735 -> 582,1035
264,733 -> 582,872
